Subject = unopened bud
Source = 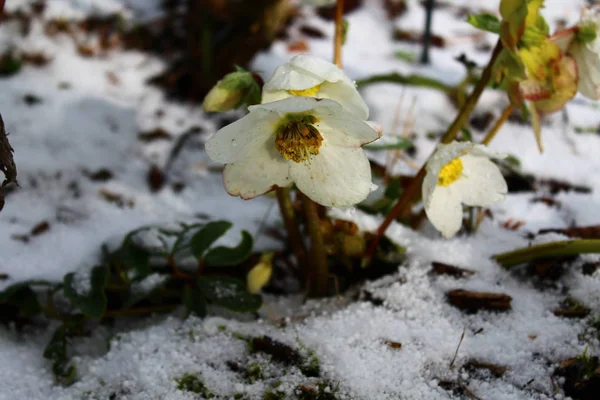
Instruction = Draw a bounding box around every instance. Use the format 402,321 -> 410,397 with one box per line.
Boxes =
247,252 -> 274,294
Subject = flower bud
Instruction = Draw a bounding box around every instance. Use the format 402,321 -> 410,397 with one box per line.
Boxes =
247,252 -> 274,294
202,70 -> 261,112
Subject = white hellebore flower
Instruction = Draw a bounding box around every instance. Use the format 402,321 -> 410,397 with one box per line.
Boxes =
262,54 -> 369,120
556,7 -> 600,100
422,142 -> 508,239
206,96 -> 381,207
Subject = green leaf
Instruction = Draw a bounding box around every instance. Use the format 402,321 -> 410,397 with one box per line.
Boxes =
394,50 -> 416,63
356,72 -> 453,92
342,19 -> 349,45
198,276 -> 262,313
189,221 -> 232,259
384,179 -> 403,199
0,280 -> 54,302
578,25 -> 597,44
467,13 -> 501,34
43,326 -> 77,386
364,137 -> 414,151
461,127 -> 473,142
204,230 -> 253,267
63,266 -> 109,318
117,240 -> 151,280
0,280 -> 55,319
182,285 -> 207,317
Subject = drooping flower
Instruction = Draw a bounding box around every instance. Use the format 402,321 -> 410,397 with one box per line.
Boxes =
202,68 -> 262,112
422,142 -> 508,239
553,7 -> 600,100
205,96 -> 381,207
487,0 -> 578,151
262,54 -> 369,120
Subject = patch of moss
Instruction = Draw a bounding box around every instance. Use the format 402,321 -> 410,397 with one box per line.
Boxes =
175,373 -> 214,398
300,349 -> 321,378
247,362 -> 263,383
263,388 -> 286,400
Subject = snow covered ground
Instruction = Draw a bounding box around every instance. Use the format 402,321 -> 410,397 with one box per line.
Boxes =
1,0 -> 599,399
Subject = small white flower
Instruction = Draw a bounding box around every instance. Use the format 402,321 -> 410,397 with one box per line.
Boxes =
557,7 -> 600,100
422,142 -> 508,239
262,54 -> 369,120
205,96 -> 381,207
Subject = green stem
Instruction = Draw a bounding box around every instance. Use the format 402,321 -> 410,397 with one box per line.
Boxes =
364,39 -> 504,264
302,195 -> 328,297
493,239 -> 600,268
275,187 -> 308,271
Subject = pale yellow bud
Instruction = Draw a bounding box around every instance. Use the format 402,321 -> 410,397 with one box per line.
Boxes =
202,84 -> 243,112
247,252 -> 274,294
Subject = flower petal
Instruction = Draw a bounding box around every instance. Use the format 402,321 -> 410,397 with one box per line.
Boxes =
264,54 -> 351,92
424,185 -> 463,239
223,140 -> 292,199
290,145 -> 371,207
205,108 -> 278,163
425,142 -> 476,177
252,96 -> 338,117
316,115 -> 381,148
574,42 -> 600,99
453,155 -> 507,207
317,81 -> 369,120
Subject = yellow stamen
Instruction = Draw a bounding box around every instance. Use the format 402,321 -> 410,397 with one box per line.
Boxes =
275,115 -> 323,163
437,158 -> 463,187
288,84 -> 322,97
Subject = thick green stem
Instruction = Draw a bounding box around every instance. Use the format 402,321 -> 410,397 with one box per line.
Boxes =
493,239 -> 600,268
275,187 -> 308,270
364,40 -> 504,264
302,195 -> 328,297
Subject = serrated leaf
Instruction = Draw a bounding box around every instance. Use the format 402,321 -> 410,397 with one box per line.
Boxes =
198,276 -> 262,312
467,13 -> 501,34
63,266 -> 109,318
182,285 -> 207,317
189,221 -> 232,259
204,230 -> 253,267
364,137 -> 414,151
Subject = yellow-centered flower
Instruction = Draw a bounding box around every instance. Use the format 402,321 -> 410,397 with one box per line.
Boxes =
262,55 -> 369,120
205,97 -> 382,207
422,142 -> 508,239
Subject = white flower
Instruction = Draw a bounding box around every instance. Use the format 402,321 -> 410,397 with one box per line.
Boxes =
556,7 -> 600,100
422,142 -> 508,239
262,54 -> 369,120
205,96 -> 381,207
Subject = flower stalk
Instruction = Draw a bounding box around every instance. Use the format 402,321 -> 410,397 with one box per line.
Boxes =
334,0 -> 344,68
493,239 -> 600,269
302,195 -> 329,296
482,104 -> 514,145
364,40 -> 504,263
275,187 -> 308,270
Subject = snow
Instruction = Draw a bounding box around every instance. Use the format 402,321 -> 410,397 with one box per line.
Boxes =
1,0 -> 600,399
